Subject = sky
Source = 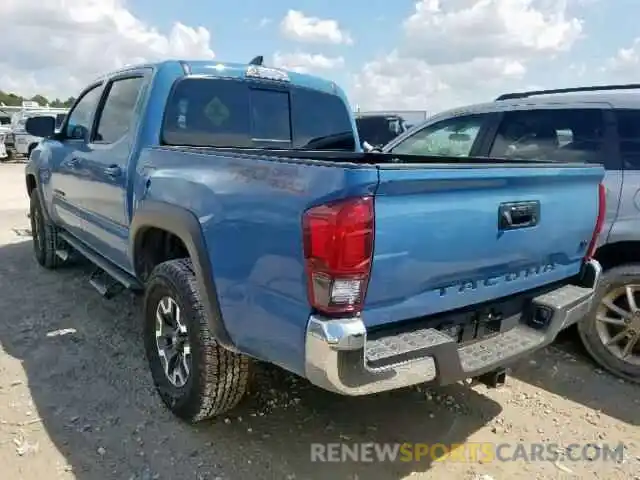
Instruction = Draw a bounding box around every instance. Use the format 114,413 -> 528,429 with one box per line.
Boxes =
1,0 -> 640,115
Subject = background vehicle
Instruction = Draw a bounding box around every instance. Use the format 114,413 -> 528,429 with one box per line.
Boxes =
0,124 -> 10,161
24,59 -> 604,424
0,111 -> 13,161
11,107 -> 67,158
355,113 -> 409,147
383,83 -> 640,383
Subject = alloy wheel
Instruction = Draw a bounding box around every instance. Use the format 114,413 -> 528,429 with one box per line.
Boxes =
595,285 -> 640,366
155,296 -> 192,388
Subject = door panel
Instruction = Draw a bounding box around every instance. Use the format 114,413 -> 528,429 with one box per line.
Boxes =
49,84 -> 104,241
74,74 -> 148,270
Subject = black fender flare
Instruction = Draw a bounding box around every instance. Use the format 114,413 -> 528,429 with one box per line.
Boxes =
27,143 -> 38,158
25,165 -> 53,222
130,200 -> 236,351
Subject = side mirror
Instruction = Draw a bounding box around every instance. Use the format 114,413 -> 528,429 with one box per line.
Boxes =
25,116 -> 55,138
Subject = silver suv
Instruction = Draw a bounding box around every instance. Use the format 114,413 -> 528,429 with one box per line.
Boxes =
384,84 -> 640,384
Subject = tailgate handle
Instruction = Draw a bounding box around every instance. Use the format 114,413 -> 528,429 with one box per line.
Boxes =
499,201 -> 540,230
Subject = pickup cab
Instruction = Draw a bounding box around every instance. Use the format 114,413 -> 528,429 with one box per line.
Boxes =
24,59 -> 605,423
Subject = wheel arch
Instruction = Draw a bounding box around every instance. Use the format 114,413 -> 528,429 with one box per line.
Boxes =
130,200 -> 235,350
594,240 -> 640,270
27,143 -> 38,157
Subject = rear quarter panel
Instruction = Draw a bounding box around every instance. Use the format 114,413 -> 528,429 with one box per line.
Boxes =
137,148 -> 379,375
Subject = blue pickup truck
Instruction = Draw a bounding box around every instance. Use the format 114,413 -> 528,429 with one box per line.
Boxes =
24,58 -> 605,423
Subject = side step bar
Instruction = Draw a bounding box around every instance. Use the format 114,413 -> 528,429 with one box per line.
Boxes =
58,232 -> 143,297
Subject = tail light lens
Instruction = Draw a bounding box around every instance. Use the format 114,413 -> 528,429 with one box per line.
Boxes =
302,196 -> 374,315
585,183 -> 606,260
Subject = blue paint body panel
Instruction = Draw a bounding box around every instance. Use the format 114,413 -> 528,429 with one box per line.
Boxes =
26,59 -> 605,378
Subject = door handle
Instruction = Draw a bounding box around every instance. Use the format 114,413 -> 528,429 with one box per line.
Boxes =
104,165 -> 122,177
498,201 -> 540,230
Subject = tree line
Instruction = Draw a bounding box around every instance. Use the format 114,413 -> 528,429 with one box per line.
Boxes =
0,90 -> 76,108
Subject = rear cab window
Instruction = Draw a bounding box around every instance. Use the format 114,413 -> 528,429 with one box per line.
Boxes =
162,77 -> 355,150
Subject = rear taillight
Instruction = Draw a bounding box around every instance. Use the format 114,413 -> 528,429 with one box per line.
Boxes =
585,183 -> 606,260
302,196 -> 374,315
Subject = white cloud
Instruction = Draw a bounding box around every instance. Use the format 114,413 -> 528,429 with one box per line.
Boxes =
272,52 -> 344,73
403,0 -> 581,64
604,38 -> 640,80
0,0 -> 215,99
280,10 -> 353,45
350,0 -> 584,113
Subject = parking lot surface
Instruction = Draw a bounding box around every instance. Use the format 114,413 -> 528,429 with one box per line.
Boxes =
0,162 -> 638,479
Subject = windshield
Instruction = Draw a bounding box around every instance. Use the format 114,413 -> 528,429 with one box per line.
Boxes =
162,77 -> 355,150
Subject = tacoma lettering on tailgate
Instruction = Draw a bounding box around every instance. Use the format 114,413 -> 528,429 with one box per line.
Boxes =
437,262 -> 557,297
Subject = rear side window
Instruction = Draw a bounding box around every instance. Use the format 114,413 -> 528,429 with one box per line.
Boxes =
162,77 -> 354,150
489,109 -> 605,163
95,76 -> 145,143
615,109 -> 640,169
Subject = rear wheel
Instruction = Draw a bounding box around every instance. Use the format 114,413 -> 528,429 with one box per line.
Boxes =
578,264 -> 640,383
143,259 -> 251,423
29,189 -> 63,269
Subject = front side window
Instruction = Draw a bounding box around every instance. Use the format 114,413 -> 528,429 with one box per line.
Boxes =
65,85 -> 103,141
489,108 -> 605,163
162,77 -> 354,150
390,114 -> 487,157
95,76 -> 145,143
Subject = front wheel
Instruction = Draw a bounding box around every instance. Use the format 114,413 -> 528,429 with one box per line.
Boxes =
29,189 -> 63,269
143,259 -> 252,423
578,264 -> 640,384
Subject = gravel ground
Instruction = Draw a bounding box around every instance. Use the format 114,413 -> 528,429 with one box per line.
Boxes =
0,162 -> 638,480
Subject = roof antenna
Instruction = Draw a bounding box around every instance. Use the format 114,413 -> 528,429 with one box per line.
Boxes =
249,55 -> 264,66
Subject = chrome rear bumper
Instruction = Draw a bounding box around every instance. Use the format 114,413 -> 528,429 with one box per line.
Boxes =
304,259 -> 601,395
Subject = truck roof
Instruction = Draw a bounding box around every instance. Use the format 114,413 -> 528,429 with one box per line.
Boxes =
95,59 -> 342,97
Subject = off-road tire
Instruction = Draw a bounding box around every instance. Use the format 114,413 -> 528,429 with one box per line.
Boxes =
577,264 -> 640,384
29,189 -> 63,269
143,258 -> 251,423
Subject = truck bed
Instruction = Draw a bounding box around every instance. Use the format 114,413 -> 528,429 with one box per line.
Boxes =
137,145 -> 603,374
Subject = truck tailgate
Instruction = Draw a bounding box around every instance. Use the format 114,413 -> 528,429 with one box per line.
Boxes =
363,163 -> 604,328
